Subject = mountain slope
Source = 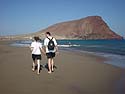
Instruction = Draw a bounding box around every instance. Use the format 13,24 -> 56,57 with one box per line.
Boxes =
38,16 -> 123,39
0,16 -> 123,40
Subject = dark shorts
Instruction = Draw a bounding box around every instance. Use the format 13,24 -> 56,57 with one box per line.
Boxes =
46,52 -> 55,59
32,54 -> 41,61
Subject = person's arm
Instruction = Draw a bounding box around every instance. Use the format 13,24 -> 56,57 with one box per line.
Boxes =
54,38 -> 59,53
43,38 -> 47,53
30,47 -> 34,52
55,45 -> 58,52
40,47 -> 46,55
30,42 -> 34,52
39,42 -> 46,55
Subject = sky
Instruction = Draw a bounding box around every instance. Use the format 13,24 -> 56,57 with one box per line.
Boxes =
0,0 -> 125,37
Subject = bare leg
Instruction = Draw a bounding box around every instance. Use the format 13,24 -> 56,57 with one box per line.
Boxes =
37,59 -> 40,74
32,60 -> 36,71
51,58 -> 54,72
48,58 -> 52,73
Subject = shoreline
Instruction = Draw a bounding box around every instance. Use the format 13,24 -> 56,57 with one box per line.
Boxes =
0,40 -> 125,94
10,40 -> 125,69
63,48 -> 125,69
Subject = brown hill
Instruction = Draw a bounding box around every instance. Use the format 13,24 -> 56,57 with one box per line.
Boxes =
0,16 -> 123,40
38,16 -> 123,40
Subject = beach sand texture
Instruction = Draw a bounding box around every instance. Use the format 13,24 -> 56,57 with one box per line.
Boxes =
0,41 -> 125,94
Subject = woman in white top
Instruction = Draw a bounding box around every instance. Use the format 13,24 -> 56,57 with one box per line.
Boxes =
44,32 -> 58,74
30,36 -> 45,75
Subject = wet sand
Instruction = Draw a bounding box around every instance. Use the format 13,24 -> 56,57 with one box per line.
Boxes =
0,40 -> 125,94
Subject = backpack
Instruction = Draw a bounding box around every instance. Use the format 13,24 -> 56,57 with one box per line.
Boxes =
47,37 -> 55,50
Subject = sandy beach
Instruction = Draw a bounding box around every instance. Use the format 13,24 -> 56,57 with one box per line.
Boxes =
0,41 -> 125,94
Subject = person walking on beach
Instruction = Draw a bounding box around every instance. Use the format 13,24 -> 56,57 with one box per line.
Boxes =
44,32 -> 58,74
30,36 -> 45,75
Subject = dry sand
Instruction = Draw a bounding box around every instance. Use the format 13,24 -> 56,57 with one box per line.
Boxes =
0,41 -> 125,94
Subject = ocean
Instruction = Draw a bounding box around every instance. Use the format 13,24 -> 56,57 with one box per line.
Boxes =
11,40 -> 125,68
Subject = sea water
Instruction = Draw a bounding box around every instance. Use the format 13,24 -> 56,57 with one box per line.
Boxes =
11,40 -> 125,68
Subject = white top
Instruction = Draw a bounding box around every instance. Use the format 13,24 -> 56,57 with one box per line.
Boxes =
31,41 -> 42,55
44,36 -> 57,53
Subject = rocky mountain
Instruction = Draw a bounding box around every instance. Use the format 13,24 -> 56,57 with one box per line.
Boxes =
38,16 -> 123,40
0,16 -> 123,40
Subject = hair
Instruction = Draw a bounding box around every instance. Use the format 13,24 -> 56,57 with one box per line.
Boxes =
46,32 -> 51,36
34,36 -> 40,41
